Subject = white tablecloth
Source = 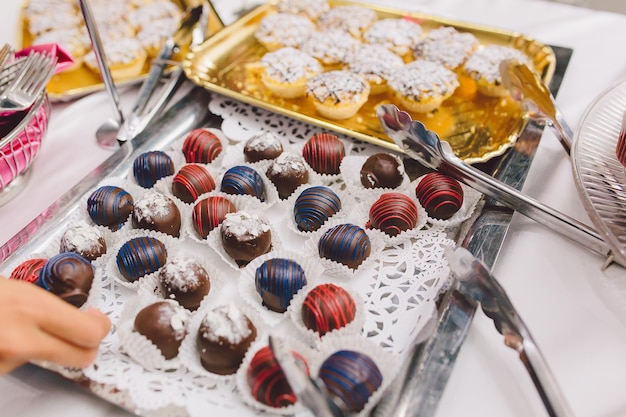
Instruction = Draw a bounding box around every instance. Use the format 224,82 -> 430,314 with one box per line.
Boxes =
1,0 -> 625,416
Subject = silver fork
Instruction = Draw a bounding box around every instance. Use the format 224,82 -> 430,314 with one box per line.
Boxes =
0,43 -> 13,74
0,51 -> 57,111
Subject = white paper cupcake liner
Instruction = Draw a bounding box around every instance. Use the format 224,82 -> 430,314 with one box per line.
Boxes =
312,333 -> 402,417
287,281 -> 366,347
178,301 -> 267,385
339,154 -> 412,202
166,127 -> 231,169
103,228 -> 180,290
238,249 -> 325,326
412,174 -> 483,228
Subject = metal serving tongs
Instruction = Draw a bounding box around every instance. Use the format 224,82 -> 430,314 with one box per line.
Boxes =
116,3 -> 207,144
268,335 -> 350,417
377,104 -> 620,267
445,245 -> 576,417
500,59 -> 574,154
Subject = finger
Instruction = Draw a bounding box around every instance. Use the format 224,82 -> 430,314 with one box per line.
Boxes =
19,327 -> 101,369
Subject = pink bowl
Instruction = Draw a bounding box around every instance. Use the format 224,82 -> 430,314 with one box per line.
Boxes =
0,92 -> 50,190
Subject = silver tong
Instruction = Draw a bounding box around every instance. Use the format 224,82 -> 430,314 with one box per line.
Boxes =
445,246 -> 576,417
377,104 -> 619,267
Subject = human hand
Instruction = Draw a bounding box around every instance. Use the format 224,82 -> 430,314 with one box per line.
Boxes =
0,278 -> 111,375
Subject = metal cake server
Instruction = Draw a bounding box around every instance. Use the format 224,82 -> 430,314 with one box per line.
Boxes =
268,335 -> 348,417
445,245 -> 576,417
377,104 -> 618,267
500,59 -> 574,154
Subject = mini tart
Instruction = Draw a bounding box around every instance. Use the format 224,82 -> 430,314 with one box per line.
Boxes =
413,26 -> 479,70
128,1 -> 182,31
317,5 -> 378,39
254,13 -> 316,51
259,47 -> 323,99
137,17 -> 180,57
276,0 -> 330,20
387,60 -> 459,113
299,29 -> 361,68
84,39 -> 148,80
363,18 -> 423,58
27,9 -> 82,36
306,70 -> 370,120
463,45 -> 532,97
344,44 -> 404,95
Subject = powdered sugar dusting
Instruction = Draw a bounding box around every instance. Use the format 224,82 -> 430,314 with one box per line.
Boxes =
414,26 -> 479,69
200,305 -> 252,344
61,220 -> 103,253
156,301 -> 189,341
160,257 -> 205,292
464,45 -> 531,83
306,70 -> 369,104
255,13 -> 315,48
300,29 -> 361,65
267,152 -> 307,176
346,44 -> 404,84
364,18 -> 423,56
134,192 -> 173,222
221,211 -> 270,238
260,47 -> 322,84
388,60 -> 459,100
245,131 -> 283,152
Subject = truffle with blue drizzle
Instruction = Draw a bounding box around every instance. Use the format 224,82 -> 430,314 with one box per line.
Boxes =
116,236 -> 167,282
132,150 -> 175,188
318,350 -> 382,412
87,185 -> 134,231
38,252 -> 95,307
254,258 -> 307,312
318,223 -> 371,269
293,186 -> 341,232
220,165 -> 266,202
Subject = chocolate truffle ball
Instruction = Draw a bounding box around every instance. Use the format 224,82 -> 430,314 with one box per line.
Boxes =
132,192 -> 181,237
255,258 -> 307,313
360,152 -> 404,189
59,220 -> 107,261
293,186 -> 341,232
415,172 -> 464,220
133,301 -> 188,360
158,257 -> 210,311
197,305 -> 257,375
367,192 -> 418,236
318,350 -> 382,412
116,236 -> 167,282
132,150 -> 175,188
87,185 -> 134,231
220,211 -> 272,266
247,345 -> 309,408
10,258 -> 47,284
243,130 -> 283,162
301,283 -> 356,336
171,164 -> 216,204
182,128 -> 223,163
38,252 -> 94,307
266,152 -> 309,199
302,133 -> 345,175
192,196 -> 237,239
318,223 -> 371,269
220,165 -> 266,202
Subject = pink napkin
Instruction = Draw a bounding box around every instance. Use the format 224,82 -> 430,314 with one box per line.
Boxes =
14,42 -> 75,74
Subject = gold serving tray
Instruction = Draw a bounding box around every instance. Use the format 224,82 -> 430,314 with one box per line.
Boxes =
182,0 -> 556,163
17,0 -> 226,102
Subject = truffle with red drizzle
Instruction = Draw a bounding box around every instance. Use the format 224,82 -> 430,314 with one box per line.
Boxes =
301,283 -> 356,336
414,172 -> 464,220
302,133 -> 345,175
10,258 -> 47,283
192,196 -> 237,239
172,164 -> 216,204
182,129 -> 222,163
366,192 -> 418,236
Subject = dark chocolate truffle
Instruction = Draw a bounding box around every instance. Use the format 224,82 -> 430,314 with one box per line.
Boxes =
220,211 -> 272,266
133,150 -> 175,188
366,192 -> 418,236
293,186 -> 341,232
360,152 -> 404,189
132,192 -> 181,237
87,185 -> 134,231
10,258 -> 47,284
192,196 -> 237,239
60,221 -> 107,261
133,301 -> 188,360
318,223 -> 371,269
244,131 -> 283,163
182,128 -> 222,163
302,133 -> 345,175
116,236 -> 167,282
318,350 -> 382,412
158,257 -> 210,311
247,345 -> 309,408
266,153 -> 309,199
197,305 -> 257,375
414,172 -> 464,220
171,164 -> 216,204
254,258 -> 307,313
220,165 -> 266,202
38,252 -> 94,307
301,283 -> 356,336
